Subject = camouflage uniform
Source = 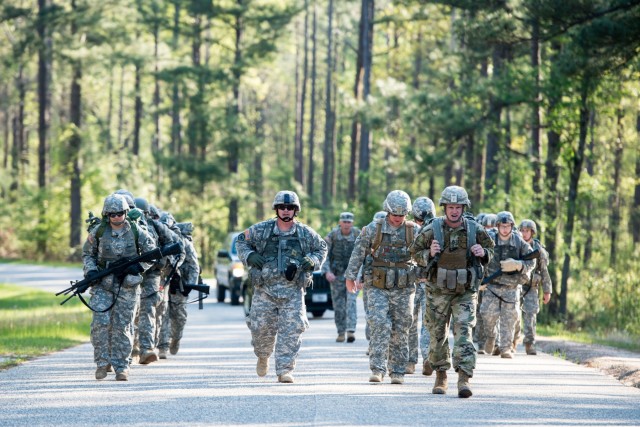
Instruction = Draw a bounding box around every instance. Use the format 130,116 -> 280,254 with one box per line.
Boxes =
345,191 -> 417,382
411,220 -> 493,377
322,215 -> 360,339
158,214 -> 199,355
237,199 -> 327,379
480,212 -> 535,355
82,194 -> 156,378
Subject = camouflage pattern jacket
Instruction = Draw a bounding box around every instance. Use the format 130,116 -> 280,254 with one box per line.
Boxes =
321,226 -> 361,278
528,239 -> 553,294
485,232 -> 535,287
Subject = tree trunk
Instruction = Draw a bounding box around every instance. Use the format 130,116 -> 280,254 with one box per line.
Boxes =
69,0 -> 83,248
106,66 -> 114,151
484,44 -> 506,194
609,107 -> 623,267
583,110 -> 596,267
559,80 -> 589,317
133,62 -> 142,156
633,111 -> 640,245
530,18 -> 542,218
152,22 -> 160,154
321,0 -> 334,207
170,1 -> 182,155
504,107 -> 512,212
253,106 -> 265,220
11,66 -> 26,194
358,0 -> 374,202
37,0 -> 51,189
294,0 -> 309,186
118,65 -> 125,148
306,1 -> 317,196
227,1 -> 243,232
348,1 -> 366,201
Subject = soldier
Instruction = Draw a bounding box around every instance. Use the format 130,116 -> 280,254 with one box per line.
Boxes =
407,196 -> 437,376
516,219 -> 552,355
157,212 -> 199,358
82,194 -> 156,381
132,197 -> 184,364
345,190 -> 418,385
480,211 -> 535,359
322,212 -> 361,343
411,186 -> 494,398
475,213 -> 497,354
236,191 -> 327,384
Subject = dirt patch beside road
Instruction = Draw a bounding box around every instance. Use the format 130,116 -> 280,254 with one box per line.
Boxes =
537,337 -> 640,388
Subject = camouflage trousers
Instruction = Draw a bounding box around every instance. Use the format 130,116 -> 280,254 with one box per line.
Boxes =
362,286 -> 370,340
366,285 -> 415,376
515,285 -> 539,345
473,290 -> 487,349
249,286 -> 309,376
427,286 -> 477,376
329,277 -> 358,334
90,283 -> 140,372
480,285 -> 521,353
136,270 -> 163,351
408,283 -> 430,363
158,291 -> 188,350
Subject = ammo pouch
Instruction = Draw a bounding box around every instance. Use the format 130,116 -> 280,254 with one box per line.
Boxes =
436,267 -> 469,295
371,263 -> 415,290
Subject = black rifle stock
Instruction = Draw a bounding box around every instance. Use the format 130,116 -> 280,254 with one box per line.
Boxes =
57,242 -> 182,305
480,249 -> 540,286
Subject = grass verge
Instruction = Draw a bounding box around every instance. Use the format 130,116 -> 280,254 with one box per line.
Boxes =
0,283 -> 91,369
538,323 -> 640,352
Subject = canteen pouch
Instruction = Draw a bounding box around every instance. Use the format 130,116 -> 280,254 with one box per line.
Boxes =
446,270 -> 457,291
385,268 -> 396,289
372,267 -> 386,289
436,267 -> 447,289
397,269 -> 408,289
456,268 -> 468,294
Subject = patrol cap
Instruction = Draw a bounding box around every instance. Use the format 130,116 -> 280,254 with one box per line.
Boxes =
339,212 -> 354,222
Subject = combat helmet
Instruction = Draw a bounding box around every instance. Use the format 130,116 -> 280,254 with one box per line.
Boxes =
412,197 -> 436,222
160,212 -> 176,228
134,197 -> 150,212
496,211 -> 515,226
438,186 -> 471,207
148,204 -> 161,219
114,189 -> 136,209
476,213 -> 488,224
383,190 -> 412,216
272,191 -> 301,212
482,214 -> 498,228
340,212 -> 355,222
518,219 -> 537,235
102,194 -> 129,217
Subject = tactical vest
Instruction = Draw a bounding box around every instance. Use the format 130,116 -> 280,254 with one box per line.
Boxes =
95,218 -> 140,257
370,221 -> 415,289
492,233 -> 519,262
96,224 -> 141,268
429,217 -> 481,294
328,227 -> 359,275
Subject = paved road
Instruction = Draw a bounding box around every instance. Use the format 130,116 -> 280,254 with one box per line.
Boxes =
1,264 -> 639,426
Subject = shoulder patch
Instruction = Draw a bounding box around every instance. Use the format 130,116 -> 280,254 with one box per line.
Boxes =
237,233 -> 246,242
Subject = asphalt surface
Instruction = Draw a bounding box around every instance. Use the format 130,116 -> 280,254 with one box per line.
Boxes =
1,264 -> 640,426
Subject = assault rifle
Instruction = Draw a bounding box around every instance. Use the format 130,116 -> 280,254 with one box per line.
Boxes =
57,242 -> 182,306
479,249 -> 540,291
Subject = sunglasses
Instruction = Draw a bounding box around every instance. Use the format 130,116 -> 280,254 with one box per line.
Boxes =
276,204 -> 297,211
108,211 -> 125,218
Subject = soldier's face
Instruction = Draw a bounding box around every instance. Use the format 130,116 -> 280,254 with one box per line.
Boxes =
387,213 -> 405,227
521,228 -> 533,242
498,223 -> 512,238
444,204 -> 463,223
339,220 -> 353,234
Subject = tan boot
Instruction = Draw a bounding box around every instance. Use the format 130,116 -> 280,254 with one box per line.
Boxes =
95,366 -> 108,380
483,338 -> 495,355
347,332 -> 356,343
432,370 -> 448,394
158,349 -> 168,359
390,374 -> 404,384
278,372 -> 294,383
457,371 -> 472,398
336,333 -> 345,343
477,347 -> 486,355
369,371 -> 383,383
525,343 -> 537,355
115,370 -> 129,381
501,350 -> 513,359
492,346 -> 501,356
139,349 -> 158,365
169,339 -> 180,355
106,364 -> 113,372
406,363 -> 416,374
256,357 -> 269,377
422,360 -> 434,376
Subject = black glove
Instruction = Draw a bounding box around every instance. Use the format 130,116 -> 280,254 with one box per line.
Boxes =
124,263 -> 145,276
85,269 -> 100,281
300,256 -> 315,272
285,263 -> 298,281
247,253 -> 266,269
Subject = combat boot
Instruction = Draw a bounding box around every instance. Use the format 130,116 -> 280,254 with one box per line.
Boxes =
278,372 -> 294,383
131,346 -> 140,358
106,364 -> 113,372
347,332 -> 356,343
422,360 -> 433,376
457,371 -> 472,398
158,348 -> 168,359
406,363 -> 416,374
256,357 -> 269,377
483,338 -> 495,355
369,371 -> 383,383
390,374 -> 404,384
477,347 -> 486,355
95,366 -> 108,380
492,346 -> 501,356
432,370 -> 448,394
115,370 -> 129,381
525,343 -> 537,355
336,333 -> 345,343
139,349 -> 158,365
169,339 -> 180,355
500,349 -> 513,359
